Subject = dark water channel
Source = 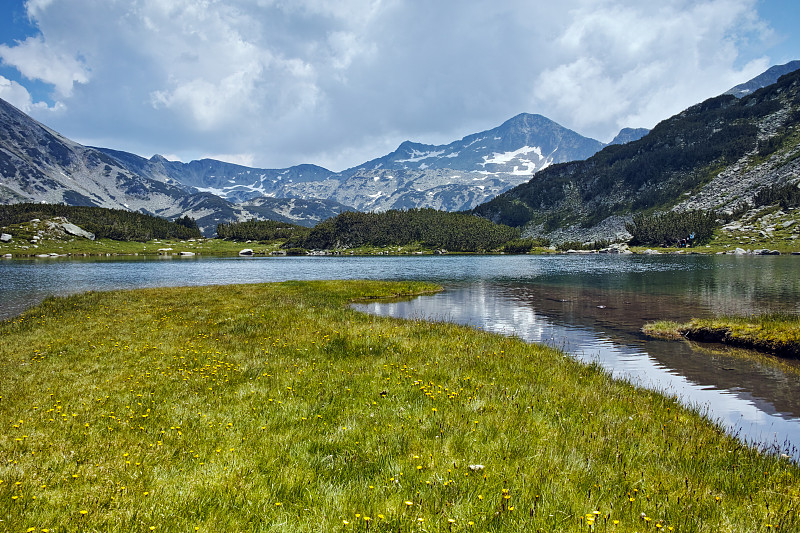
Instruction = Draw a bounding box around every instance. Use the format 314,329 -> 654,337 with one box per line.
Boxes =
2,253 -> 800,457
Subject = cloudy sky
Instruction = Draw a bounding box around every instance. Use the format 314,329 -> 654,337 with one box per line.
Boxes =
1,0 -> 798,171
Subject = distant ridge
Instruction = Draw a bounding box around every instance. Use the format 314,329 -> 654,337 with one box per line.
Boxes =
725,60 -> 800,98
608,127 -> 649,145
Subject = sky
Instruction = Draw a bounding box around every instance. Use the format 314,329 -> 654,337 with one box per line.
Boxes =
0,0 -> 799,172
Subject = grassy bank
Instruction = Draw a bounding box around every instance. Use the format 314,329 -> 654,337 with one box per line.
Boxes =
0,236 -> 283,257
644,314 -> 800,358
2,281 -> 799,532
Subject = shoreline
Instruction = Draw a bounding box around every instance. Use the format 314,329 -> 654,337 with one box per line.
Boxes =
4,240 -> 800,258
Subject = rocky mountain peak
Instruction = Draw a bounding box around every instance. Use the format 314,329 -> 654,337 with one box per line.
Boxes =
725,59 -> 800,98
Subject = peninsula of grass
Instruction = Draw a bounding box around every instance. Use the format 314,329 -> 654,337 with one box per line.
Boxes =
644,313 -> 800,359
2,281 -> 799,532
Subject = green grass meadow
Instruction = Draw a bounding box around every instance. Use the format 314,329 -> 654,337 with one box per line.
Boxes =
1,281 -> 799,532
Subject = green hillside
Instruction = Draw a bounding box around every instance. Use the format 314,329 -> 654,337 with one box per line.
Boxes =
0,203 -> 201,241
473,69 -> 800,239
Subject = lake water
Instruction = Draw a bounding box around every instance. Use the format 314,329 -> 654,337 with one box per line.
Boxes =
2,253 -> 800,458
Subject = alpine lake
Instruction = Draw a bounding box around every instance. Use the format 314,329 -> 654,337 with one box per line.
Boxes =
2,252 -> 799,459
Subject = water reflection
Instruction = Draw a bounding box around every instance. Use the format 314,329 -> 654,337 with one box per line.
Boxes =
3,253 -> 800,457
355,281 -> 800,459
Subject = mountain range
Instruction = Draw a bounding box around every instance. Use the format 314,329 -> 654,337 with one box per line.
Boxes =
473,67 -> 800,243
1,61 -> 797,238
0,101 -> 628,234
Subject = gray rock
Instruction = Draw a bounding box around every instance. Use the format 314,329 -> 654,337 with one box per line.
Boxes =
179,251 -> 195,256
642,249 -> 661,255
599,243 -> 632,254
733,247 -> 749,255
238,248 -> 254,256
0,233 -> 11,242
61,222 -> 95,240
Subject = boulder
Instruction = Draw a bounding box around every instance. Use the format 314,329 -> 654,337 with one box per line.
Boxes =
642,249 -> 661,255
0,233 -> 11,243
239,248 -> 254,256
61,222 -> 95,241
179,251 -> 196,256
599,243 -> 632,254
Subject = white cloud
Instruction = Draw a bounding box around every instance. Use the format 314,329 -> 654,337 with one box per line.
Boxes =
0,75 -> 63,113
24,0 -> 56,17
0,36 -> 89,97
3,0 -> 785,170
532,0 -> 772,139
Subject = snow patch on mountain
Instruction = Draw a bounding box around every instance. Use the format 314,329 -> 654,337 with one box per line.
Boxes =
396,149 -> 446,163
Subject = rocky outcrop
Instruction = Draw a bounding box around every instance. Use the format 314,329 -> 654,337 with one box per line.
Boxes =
61,222 -> 95,240
45,219 -> 95,240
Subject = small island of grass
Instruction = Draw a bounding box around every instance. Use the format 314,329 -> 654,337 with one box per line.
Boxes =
1,281 -> 799,532
643,313 -> 800,358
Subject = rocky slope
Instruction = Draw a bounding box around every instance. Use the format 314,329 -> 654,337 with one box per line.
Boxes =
473,69 -> 800,244
0,98 -> 189,210
0,98 -> 351,235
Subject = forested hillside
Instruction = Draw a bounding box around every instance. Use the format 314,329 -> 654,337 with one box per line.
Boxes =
216,219 -> 310,242
286,209 -> 519,252
0,203 -> 201,241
